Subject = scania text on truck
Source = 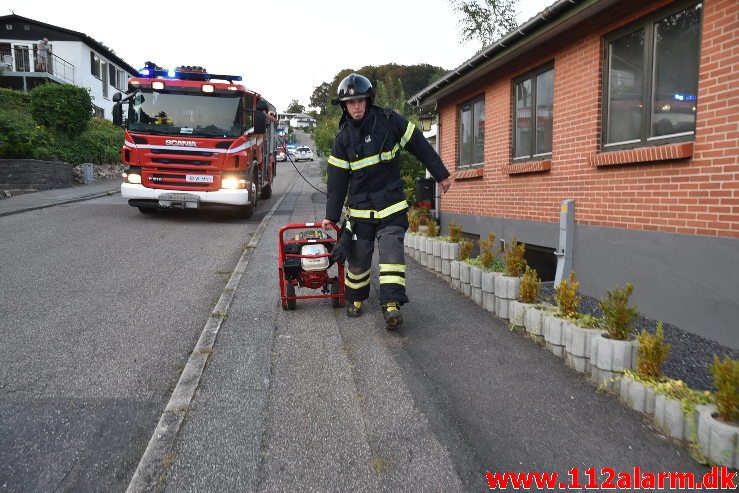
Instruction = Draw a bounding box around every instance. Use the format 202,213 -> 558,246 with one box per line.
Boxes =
112,65 -> 277,218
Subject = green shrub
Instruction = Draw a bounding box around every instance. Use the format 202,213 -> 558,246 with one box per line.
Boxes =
637,321 -> 671,381
459,239 -> 473,261
519,266 -> 541,304
710,356 -> 739,423
600,282 -> 638,341
29,83 -> 93,136
427,219 -> 439,237
448,221 -> 463,243
0,109 -> 55,159
408,209 -> 421,233
53,118 -> 124,165
555,271 -> 580,318
0,88 -> 31,113
503,236 -> 527,277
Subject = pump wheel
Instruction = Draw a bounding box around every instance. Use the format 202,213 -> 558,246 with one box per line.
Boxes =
331,280 -> 343,308
286,283 -> 296,310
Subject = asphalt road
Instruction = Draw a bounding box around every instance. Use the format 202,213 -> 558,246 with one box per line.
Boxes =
0,159 -> 295,492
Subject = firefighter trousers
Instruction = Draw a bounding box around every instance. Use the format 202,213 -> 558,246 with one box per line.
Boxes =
344,214 -> 408,305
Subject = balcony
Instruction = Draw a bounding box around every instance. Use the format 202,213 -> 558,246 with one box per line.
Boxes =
0,47 -> 74,91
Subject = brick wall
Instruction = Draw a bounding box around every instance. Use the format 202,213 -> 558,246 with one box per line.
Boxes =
0,159 -> 74,190
437,0 -> 739,239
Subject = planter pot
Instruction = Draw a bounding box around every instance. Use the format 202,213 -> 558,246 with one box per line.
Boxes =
483,291 -> 496,313
619,373 -> 657,415
543,314 -> 566,357
481,271 -> 497,295
434,255 -> 442,272
451,259 -> 462,290
654,392 -> 697,442
495,275 -> 521,300
510,300 -> 532,328
449,243 -> 460,261
463,284 -> 472,297
564,325 -> 603,374
590,334 -> 639,390
524,305 -> 548,340
426,252 -> 435,269
432,241 -> 442,272
459,262 -> 471,284
470,266 -> 482,289
494,296 -> 510,319
697,404 -> 739,469
472,287 -> 483,305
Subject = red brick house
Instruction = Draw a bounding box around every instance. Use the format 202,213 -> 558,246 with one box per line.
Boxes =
410,0 -> 737,348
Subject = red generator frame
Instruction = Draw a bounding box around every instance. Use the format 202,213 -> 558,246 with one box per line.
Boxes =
277,222 -> 345,310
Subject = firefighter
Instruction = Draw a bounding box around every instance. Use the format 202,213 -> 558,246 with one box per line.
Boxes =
322,73 -> 451,329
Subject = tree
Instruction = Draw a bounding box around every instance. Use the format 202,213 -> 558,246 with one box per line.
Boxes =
448,0 -> 520,49
286,99 -> 305,114
309,82 -> 332,111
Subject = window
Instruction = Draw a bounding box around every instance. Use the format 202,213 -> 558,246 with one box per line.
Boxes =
90,52 -> 101,78
458,97 -> 485,168
108,65 -> 129,91
513,65 -> 554,160
101,60 -> 108,98
603,2 -> 702,149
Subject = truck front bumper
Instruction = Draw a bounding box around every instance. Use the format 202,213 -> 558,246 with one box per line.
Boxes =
121,183 -> 250,207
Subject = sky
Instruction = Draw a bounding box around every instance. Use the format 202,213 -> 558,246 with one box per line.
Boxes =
9,0 -> 553,112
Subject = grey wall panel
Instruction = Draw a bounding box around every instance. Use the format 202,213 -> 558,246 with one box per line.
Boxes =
440,211 -> 738,349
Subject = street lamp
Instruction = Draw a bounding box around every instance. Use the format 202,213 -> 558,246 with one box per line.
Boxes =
419,113 -> 434,132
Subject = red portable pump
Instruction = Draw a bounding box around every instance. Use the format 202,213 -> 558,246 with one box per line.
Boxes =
278,222 -> 345,310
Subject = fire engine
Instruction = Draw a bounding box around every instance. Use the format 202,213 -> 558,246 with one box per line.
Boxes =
112,64 -> 277,218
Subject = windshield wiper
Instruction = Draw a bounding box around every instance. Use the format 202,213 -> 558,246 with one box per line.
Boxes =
129,128 -> 174,135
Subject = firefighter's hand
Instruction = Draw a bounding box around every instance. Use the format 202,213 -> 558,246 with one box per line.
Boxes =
321,219 -> 335,230
438,178 -> 451,194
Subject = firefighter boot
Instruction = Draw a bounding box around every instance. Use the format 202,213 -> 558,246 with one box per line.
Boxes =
347,301 -> 362,318
382,302 -> 403,330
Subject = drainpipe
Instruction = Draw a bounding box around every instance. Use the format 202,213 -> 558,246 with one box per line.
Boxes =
434,121 -> 441,221
554,199 -> 575,284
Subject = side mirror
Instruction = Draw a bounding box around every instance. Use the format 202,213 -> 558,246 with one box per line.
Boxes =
254,110 -> 266,134
112,103 -> 123,126
112,92 -> 122,103
256,100 -> 268,112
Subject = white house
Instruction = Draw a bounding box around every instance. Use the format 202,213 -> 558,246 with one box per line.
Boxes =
0,14 -> 138,120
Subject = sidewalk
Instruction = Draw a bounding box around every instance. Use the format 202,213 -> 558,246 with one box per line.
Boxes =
156,166 -> 709,492
0,181 -> 120,217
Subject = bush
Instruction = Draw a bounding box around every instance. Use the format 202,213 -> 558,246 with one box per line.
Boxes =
29,83 -> 93,136
408,210 -> 421,233
710,356 -> 739,423
448,221 -> 462,243
53,118 -> 124,164
600,282 -> 638,341
637,321 -> 670,381
503,236 -> 526,277
0,109 -> 55,159
555,271 -> 580,318
479,233 -> 498,269
427,219 -> 439,237
519,266 -> 541,304
459,239 -> 473,261
0,88 -> 31,113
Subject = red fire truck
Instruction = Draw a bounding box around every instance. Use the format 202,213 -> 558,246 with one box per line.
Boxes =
113,64 -> 277,218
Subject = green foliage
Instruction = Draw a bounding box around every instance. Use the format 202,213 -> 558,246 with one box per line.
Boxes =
574,314 -> 602,329
519,266 -> 541,304
710,356 -> 739,423
53,118 -> 124,164
29,83 -> 93,136
309,82 -> 332,111
286,99 -> 305,114
479,233 -> 498,269
0,88 -> 31,112
459,239 -> 474,260
448,0 -> 520,48
600,282 -> 639,341
555,271 -> 580,318
637,321 -> 671,381
503,236 -> 526,277
408,211 -> 421,233
448,221 -> 463,243
427,219 -> 439,237
0,109 -> 55,159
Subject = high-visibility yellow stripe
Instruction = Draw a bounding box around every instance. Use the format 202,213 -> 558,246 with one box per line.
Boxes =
400,122 -> 415,148
346,269 -> 371,280
380,264 -> 406,273
349,200 -> 408,219
380,144 -> 400,162
345,277 -> 371,289
328,155 -> 350,169
379,275 -> 406,286
350,154 -> 381,170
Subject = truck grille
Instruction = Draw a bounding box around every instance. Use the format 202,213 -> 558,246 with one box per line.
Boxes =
147,148 -> 217,166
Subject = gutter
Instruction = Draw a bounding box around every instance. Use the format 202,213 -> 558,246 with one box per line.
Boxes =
409,0 -> 584,108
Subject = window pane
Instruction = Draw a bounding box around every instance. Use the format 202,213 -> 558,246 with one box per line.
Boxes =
515,79 -> 532,157
650,4 -> 701,138
473,99 -> 485,164
535,69 -> 554,155
459,104 -> 472,166
606,29 -> 644,144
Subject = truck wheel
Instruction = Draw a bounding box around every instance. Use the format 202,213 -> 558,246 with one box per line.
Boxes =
260,183 -> 272,199
138,207 -> 157,214
286,283 -> 296,310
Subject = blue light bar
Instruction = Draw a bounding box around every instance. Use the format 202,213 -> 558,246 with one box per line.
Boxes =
139,68 -> 151,76
167,69 -> 176,78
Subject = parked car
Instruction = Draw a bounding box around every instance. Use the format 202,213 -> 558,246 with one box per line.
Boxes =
276,146 -> 287,162
295,146 -> 314,162
286,144 -> 297,156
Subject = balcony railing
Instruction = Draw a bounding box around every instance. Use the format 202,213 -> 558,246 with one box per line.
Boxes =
0,47 -> 75,84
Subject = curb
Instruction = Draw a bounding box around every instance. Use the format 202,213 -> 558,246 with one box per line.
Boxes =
0,189 -> 120,218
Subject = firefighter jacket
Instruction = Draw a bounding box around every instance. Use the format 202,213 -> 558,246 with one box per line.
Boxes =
326,105 -> 450,223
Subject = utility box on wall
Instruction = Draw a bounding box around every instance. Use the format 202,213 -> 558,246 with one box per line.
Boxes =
415,177 -> 435,206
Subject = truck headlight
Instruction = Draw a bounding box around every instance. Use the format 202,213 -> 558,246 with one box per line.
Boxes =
125,173 -> 142,184
221,176 -> 246,189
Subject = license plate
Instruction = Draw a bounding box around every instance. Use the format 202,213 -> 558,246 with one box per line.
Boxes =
186,174 -> 213,183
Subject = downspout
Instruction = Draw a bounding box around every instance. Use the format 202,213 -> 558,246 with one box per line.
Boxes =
434,120 -> 441,221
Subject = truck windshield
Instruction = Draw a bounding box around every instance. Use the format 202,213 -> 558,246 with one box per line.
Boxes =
127,90 -> 243,138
